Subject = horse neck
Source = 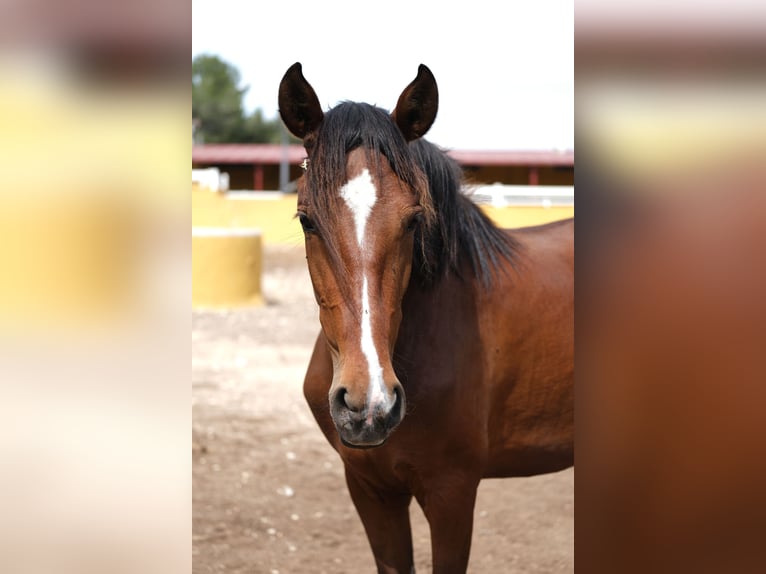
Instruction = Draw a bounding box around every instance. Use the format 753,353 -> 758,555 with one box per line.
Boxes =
393,262 -> 483,407
400,260 -> 480,333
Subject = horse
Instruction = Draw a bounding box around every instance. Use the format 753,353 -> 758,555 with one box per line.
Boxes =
278,62 -> 573,573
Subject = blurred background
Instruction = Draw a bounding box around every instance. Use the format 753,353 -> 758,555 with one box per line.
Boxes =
0,0 -> 189,573
576,2 -> 766,572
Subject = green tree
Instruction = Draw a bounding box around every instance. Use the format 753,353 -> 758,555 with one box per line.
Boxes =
192,54 -> 293,144
192,54 -> 247,143
243,108 -> 283,144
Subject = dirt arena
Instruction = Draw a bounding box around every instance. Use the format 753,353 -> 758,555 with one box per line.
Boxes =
192,245 -> 573,573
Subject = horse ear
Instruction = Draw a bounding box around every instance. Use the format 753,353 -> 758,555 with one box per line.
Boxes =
278,62 -> 324,140
392,64 -> 439,141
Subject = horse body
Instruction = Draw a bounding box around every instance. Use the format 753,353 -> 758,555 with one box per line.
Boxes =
279,62 -> 573,573
481,220 -> 574,478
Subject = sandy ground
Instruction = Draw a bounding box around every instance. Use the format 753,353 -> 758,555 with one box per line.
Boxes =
192,245 -> 573,573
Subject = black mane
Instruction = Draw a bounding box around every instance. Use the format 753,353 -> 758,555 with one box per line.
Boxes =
408,138 -> 520,286
303,101 -> 519,288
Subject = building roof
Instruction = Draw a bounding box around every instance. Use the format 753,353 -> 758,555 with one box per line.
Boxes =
192,144 -> 307,164
192,144 -> 573,167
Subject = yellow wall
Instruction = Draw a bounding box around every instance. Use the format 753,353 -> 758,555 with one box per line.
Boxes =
481,204 -> 574,229
192,184 -> 573,245
193,185 -> 303,245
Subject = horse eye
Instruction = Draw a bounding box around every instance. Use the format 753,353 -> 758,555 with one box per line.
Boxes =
406,213 -> 423,233
298,213 -> 317,234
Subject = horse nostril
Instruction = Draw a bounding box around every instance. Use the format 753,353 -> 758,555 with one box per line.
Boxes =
391,384 -> 405,420
333,387 -> 361,412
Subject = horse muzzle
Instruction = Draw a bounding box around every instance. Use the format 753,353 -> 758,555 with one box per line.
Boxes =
330,384 -> 405,448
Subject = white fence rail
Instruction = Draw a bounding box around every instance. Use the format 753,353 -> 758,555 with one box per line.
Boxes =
471,185 -> 574,208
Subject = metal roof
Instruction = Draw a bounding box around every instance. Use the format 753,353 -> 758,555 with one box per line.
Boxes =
192,144 -> 573,167
192,144 -> 307,164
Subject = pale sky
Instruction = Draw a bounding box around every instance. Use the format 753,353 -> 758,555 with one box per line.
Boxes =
192,0 -> 573,151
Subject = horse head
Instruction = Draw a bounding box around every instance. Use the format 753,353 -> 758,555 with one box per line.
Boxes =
279,62 -> 438,448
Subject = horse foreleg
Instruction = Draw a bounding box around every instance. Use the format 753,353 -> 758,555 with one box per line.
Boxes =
345,469 -> 415,574
418,477 -> 479,574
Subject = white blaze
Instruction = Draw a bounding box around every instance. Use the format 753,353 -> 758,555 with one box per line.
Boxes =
339,168 -> 377,246
339,169 -> 388,413
361,277 -> 386,409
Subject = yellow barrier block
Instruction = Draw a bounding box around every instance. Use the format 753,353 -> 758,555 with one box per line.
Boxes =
192,228 -> 263,308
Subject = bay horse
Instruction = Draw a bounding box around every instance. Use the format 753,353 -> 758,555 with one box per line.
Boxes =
278,62 -> 573,573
